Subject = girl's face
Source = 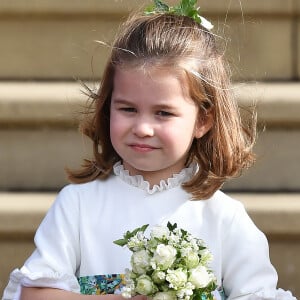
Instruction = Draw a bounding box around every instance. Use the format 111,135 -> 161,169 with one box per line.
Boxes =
110,66 -> 211,186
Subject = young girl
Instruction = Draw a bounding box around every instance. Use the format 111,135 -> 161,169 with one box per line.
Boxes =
2,1 -> 297,300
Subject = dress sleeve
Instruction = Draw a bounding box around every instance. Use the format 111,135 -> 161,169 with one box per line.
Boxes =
2,185 -> 81,300
221,202 -> 297,300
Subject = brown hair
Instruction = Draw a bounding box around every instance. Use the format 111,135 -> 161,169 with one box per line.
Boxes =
67,12 -> 256,199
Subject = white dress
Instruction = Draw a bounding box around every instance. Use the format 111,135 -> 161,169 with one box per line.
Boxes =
2,162 -> 297,300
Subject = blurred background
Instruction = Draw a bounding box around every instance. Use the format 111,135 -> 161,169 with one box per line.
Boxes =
0,0 -> 299,297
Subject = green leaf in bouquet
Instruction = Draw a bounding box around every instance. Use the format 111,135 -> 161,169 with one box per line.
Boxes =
193,280 -> 217,300
180,228 -> 188,238
129,224 -> 149,237
114,224 -> 149,247
167,222 -> 177,231
113,238 -> 129,247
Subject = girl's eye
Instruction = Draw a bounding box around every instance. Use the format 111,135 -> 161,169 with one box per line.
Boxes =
119,107 -> 137,113
157,111 -> 174,117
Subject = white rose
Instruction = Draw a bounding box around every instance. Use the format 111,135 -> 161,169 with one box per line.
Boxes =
150,225 -> 170,240
184,251 -> 200,269
152,270 -> 166,284
135,275 -> 157,296
152,291 -> 177,300
188,266 -> 212,288
199,249 -> 213,264
131,249 -> 151,274
166,268 -> 187,290
153,244 -> 177,270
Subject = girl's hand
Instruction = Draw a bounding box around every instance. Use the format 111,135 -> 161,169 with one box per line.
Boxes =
21,286 -> 148,300
132,296 -> 148,300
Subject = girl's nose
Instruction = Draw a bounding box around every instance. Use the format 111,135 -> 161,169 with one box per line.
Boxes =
132,120 -> 154,137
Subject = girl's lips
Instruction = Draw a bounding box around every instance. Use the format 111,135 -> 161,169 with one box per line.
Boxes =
129,143 -> 158,152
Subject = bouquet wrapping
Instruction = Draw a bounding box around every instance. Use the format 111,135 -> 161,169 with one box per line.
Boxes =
114,222 -> 217,300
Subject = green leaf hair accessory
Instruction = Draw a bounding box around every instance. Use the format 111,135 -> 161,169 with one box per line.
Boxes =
145,0 -> 213,31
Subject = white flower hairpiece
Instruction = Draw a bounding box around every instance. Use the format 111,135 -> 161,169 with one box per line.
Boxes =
145,0 -> 213,31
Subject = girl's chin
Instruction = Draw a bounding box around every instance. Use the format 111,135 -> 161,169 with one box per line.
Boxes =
123,163 -> 159,175
122,161 -> 185,179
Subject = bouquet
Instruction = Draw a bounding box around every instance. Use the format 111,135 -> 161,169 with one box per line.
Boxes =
114,222 -> 217,300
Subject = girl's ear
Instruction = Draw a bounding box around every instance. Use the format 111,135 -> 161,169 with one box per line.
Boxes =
194,111 -> 213,139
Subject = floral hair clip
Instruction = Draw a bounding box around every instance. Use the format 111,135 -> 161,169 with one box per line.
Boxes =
145,0 -> 213,31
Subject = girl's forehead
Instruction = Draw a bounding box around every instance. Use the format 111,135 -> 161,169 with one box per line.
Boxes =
113,61 -> 195,97
112,65 -> 193,103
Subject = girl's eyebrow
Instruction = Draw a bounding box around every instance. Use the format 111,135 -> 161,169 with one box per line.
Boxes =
111,98 -> 133,105
112,98 -> 178,110
153,104 -> 177,111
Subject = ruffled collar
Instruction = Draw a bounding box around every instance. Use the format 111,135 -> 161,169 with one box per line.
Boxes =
113,161 -> 198,195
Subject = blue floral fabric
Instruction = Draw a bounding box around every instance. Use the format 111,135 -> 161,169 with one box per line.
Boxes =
78,274 -> 126,295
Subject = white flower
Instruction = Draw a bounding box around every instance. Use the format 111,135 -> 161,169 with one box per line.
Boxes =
124,268 -> 136,285
152,291 -> 177,300
173,228 -> 182,237
166,268 -> 187,290
135,275 -> 157,295
199,249 -> 213,264
152,270 -> 166,284
188,265 -> 214,288
183,250 -> 200,269
122,286 -> 134,299
168,233 -> 180,245
189,238 -> 199,251
127,232 -> 146,250
180,246 -> 190,257
150,225 -> 170,240
152,244 -> 177,270
199,16 -> 214,31
176,282 -> 194,299
131,249 -> 151,274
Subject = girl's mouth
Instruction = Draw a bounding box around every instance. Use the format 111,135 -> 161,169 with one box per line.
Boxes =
129,143 -> 158,152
